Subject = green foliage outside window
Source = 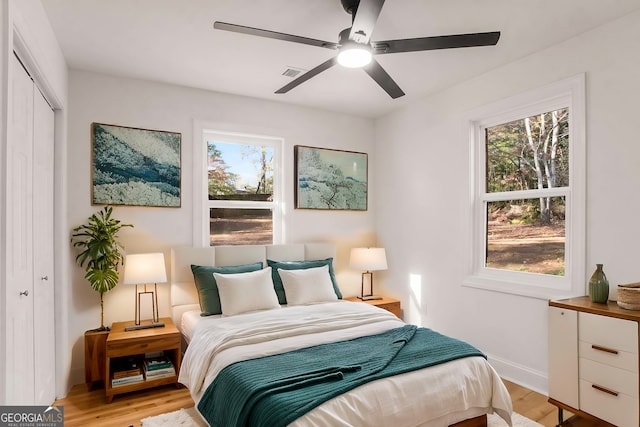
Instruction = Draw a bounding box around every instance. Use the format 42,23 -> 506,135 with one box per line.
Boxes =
486,108 -> 569,224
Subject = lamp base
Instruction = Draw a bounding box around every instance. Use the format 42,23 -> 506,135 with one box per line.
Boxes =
358,295 -> 382,301
124,321 -> 165,332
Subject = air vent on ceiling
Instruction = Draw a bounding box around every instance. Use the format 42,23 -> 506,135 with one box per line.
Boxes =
282,67 -> 305,78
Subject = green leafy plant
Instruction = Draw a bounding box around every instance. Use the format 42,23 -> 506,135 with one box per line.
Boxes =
71,206 -> 133,331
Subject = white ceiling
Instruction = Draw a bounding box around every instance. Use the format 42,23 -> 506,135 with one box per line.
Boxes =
41,0 -> 640,118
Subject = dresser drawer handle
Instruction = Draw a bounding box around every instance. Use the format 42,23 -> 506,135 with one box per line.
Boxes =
592,384 -> 619,397
591,344 -> 618,355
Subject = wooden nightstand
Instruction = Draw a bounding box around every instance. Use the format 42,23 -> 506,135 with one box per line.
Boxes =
345,296 -> 401,318
84,329 -> 109,390
105,317 -> 181,403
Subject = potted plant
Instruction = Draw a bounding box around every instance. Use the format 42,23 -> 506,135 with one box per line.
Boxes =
71,205 -> 133,331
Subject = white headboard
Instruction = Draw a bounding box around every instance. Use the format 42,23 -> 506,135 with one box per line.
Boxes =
170,243 -> 336,325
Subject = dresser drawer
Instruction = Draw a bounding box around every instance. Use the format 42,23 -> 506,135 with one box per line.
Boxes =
578,312 -> 638,354
580,379 -> 638,427
579,340 -> 638,372
579,357 -> 638,398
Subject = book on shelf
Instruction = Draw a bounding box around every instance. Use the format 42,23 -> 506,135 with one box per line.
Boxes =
113,368 -> 142,379
144,354 -> 173,371
111,373 -> 144,387
111,356 -> 142,380
144,366 -> 176,379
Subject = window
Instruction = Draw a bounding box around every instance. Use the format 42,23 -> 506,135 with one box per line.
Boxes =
465,75 -> 585,299
194,127 -> 282,246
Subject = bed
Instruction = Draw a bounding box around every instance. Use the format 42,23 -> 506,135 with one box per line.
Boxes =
171,244 -> 513,427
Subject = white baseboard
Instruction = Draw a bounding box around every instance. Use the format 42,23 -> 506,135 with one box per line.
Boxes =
486,353 -> 548,396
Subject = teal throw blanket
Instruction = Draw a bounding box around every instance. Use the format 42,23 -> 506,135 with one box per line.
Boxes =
198,325 -> 485,427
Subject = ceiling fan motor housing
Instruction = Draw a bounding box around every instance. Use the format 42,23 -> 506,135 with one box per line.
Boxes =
340,0 -> 360,16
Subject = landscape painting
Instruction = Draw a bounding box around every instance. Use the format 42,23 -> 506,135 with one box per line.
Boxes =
295,145 -> 367,210
92,123 -> 181,207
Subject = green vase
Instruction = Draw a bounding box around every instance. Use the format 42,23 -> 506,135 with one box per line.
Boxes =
589,264 -> 609,303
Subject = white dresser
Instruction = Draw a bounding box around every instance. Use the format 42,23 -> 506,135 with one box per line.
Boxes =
549,297 -> 639,427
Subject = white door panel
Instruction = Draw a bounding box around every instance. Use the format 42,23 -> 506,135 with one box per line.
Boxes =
8,53 -> 36,405
33,86 -> 55,405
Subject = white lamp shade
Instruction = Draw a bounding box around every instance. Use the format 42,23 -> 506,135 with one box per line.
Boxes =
124,253 -> 167,284
350,248 -> 387,271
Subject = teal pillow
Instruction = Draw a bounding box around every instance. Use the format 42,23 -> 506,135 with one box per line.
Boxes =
191,262 -> 263,316
267,258 -> 342,304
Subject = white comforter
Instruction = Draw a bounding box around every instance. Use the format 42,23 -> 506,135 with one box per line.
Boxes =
179,301 -> 513,427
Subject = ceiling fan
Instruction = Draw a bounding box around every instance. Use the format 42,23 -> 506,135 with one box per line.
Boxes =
214,0 -> 500,99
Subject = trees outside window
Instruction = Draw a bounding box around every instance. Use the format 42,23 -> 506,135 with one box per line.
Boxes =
485,108 -> 568,276
203,132 -> 281,246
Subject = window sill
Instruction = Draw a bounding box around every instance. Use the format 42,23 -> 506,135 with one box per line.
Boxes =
463,274 -> 585,301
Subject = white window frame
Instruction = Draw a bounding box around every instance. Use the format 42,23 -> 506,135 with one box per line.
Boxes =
464,74 -> 586,300
193,123 -> 283,247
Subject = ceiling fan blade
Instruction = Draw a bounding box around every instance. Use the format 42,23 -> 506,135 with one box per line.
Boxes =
214,21 -> 338,50
275,57 -> 338,94
363,59 -> 405,99
373,31 -> 500,54
349,0 -> 386,44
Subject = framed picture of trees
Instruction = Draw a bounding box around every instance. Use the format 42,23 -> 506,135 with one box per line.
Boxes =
294,145 -> 367,210
91,123 -> 181,207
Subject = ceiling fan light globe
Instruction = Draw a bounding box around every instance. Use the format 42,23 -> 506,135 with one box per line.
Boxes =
337,46 -> 372,68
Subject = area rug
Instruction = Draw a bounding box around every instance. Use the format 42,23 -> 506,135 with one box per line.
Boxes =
488,411 -> 544,427
141,407 -> 544,427
141,407 -> 207,427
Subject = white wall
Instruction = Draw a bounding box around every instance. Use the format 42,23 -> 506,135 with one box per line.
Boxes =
374,9 -> 640,393
65,70 -> 377,387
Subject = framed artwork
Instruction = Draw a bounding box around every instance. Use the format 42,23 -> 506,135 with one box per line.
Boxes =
91,123 -> 181,207
294,145 -> 367,211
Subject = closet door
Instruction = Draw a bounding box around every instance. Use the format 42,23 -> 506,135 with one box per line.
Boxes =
6,53 -> 55,405
7,53 -> 36,405
32,85 -> 55,405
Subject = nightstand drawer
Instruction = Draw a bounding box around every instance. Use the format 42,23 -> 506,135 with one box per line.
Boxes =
580,379 -> 638,427
579,357 -> 638,398
107,335 -> 179,358
579,312 -> 638,354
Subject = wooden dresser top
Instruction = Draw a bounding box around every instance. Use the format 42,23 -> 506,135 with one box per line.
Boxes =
550,296 -> 640,322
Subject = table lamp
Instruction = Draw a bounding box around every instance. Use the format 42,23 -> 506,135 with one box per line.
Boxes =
350,247 -> 387,300
123,252 -> 167,331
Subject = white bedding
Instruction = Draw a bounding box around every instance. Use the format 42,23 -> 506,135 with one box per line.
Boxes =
181,310 -> 216,343
179,301 -> 513,427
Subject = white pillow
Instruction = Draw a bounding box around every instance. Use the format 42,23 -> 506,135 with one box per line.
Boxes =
213,267 -> 280,316
279,265 -> 338,305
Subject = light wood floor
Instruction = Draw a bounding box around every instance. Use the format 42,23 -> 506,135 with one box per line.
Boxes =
54,379 -> 607,427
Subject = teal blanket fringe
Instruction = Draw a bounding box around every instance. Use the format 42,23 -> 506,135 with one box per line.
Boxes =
197,325 -> 485,427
